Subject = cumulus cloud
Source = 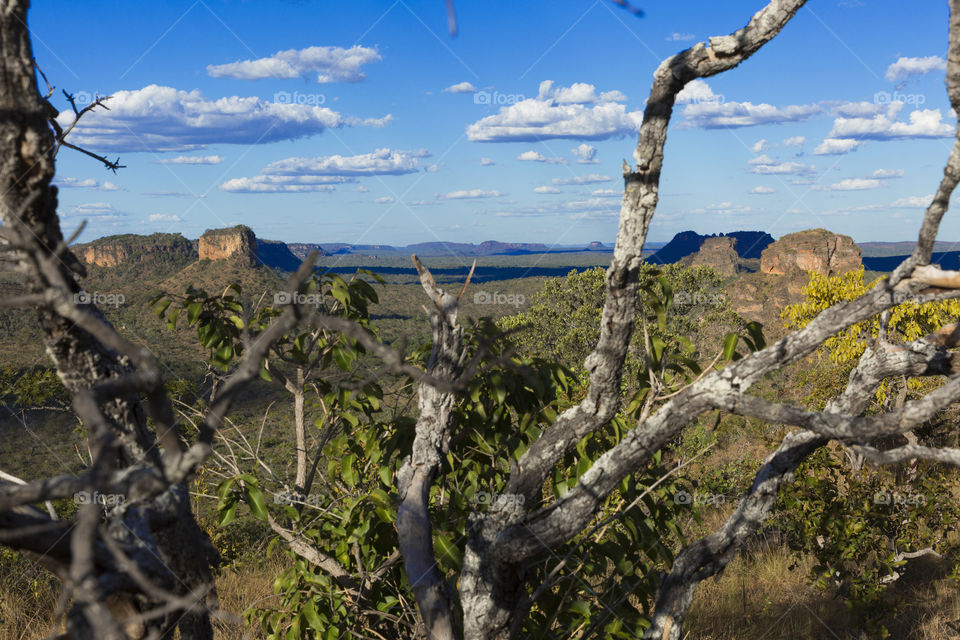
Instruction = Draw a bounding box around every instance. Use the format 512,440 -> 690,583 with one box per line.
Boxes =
148,213 -> 182,222
813,138 -> 863,155
831,101 -> 884,118
749,160 -> 815,175
158,155 -> 224,165
571,143 -> 598,164
517,150 -> 566,164
891,194 -> 933,208
827,178 -> 882,190
873,168 -> 904,178
534,186 -> 561,194
64,202 -> 123,219
748,154 -> 776,165
443,81 -> 477,93
207,45 -> 380,82
55,85 -> 392,152
750,139 -> 768,153
884,56 -> 946,83
782,135 -> 805,147
373,196 -> 395,204
676,79 -> 720,105
666,32 -> 696,41
592,188 -> 620,197
550,174 -> 612,186
824,103 -> 955,144
443,189 -> 503,199
263,148 -> 429,176
55,177 -> 120,191
479,157 -> 496,166
681,99 -> 821,129
750,186 -> 775,194
466,81 -> 641,142
219,175 -> 351,193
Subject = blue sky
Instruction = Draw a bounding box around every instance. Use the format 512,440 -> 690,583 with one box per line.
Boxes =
28,0 -> 958,245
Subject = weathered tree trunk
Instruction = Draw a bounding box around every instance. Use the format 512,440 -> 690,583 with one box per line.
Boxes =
0,1 -> 218,637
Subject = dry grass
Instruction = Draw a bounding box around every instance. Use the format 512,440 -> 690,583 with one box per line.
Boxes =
683,507 -> 960,640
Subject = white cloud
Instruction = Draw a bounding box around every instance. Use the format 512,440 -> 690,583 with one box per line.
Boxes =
827,178 -> 882,190
750,186 -> 775,194
891,194 -> 933,208
831,101 -> 884,117
592,188 -> 620,197
443,189 -> 503,199
666,32 -> 696,41
207,45 -> 380,82
55,177 -> 120,191
872,168 -> 904,178
552,174 -> 612,185
65,202 -> 122,219
813,138 -> 863,155
825,104 -> 955,142
749,160 -> 815,175
262,148 -> 428,176
750,139 -> 768,153
148,213 -> 182,222
517,150 -> 567,164
782,135 -> 805,147
681,99 -> 821,128
408,199 -> 441,206
571,143 -> 598,164
676,79 -> 720,105
466,81 -> 641,142
55,85 -> 392,152
748,154 -> 776,165
219,175 -> 350,193
689,201 -> 752,215
885,56 -> 946,83
355,185 -> 370,193
443,81 -> 477,93
158,155 -> 224,165
374,196 -> 395,204
534,186 -> 561,193
479,157 -> 496,166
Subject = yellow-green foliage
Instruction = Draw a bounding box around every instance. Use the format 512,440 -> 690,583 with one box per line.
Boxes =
783,266 -> 960,363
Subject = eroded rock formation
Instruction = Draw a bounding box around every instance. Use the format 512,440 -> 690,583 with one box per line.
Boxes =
198,225 -> 257,265
760,228 -> 861,276
686,236 -> 739,277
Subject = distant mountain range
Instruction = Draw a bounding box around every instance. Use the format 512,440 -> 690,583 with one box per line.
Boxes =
287,239 -> 621,258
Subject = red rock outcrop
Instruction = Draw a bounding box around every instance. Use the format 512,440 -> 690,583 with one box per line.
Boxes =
198,226 -> 257,265
76,233 -> 194,267
760,229 -> 861,276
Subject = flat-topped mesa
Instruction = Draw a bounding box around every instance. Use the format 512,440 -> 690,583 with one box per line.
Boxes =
760,228 -> 862,276
686,236 -> 739,277
76,233 -> 194,267
199,225 -> 258,265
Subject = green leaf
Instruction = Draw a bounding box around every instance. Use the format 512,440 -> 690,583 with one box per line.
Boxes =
243,485 -> 269,521
218,500 -> 238,527
434,533 -> 462,571
722,333 -> 739,361
152,299 -> 171,318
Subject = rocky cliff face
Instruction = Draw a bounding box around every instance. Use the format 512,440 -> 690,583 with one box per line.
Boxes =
198,226 -> 257,265
76,233 -> 194,268
760,229 -> 861,276
687,236 -> 739,277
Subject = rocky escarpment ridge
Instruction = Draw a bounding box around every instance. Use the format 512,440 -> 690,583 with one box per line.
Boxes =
648,230 -> 774,265
198,225 -> 257,265
76,233 -> 194,268
760,228 -> 862,276
684,236 -> 739,277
